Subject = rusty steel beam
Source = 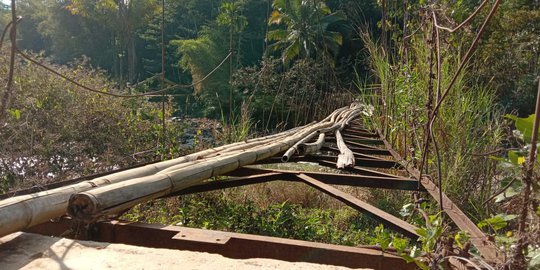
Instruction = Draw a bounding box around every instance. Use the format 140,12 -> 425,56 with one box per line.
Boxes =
337,145 -> 392,156
327,137 -> 387,151
313,155 -> 402,169
256,155 -> 401,169
314,160 -> 408,180
296,174 -> 420,239
226,167 -> 423,191
25,218 -> 416,270
344,134 -> 385,145
232,160 -> 392,178
163,172 -> 294,197
322,146 -> 393,161
378,133 -> 505,264
342,129 -> 380,138
327,136 -> 385,146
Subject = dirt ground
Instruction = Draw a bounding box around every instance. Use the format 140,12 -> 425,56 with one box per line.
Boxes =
0,232 -> 369,270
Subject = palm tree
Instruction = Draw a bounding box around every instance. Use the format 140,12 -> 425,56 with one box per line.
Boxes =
266,0 -> 346,66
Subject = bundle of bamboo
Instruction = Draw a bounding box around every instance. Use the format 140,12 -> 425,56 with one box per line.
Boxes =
0,103 -> 365,236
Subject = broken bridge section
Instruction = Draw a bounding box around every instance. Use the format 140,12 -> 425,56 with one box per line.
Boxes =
1,110 -> 502,269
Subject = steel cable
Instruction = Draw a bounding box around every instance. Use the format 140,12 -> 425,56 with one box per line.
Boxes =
433,0 -> 490,33
15,48 -> 232,98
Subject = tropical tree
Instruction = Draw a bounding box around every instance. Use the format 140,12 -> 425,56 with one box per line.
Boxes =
266,0 -> 347,66
66,0 -> 159,83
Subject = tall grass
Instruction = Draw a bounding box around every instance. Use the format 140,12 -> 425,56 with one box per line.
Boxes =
358,32 -> 504,219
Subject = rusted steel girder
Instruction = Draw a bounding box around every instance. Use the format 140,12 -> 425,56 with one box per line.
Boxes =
25,218 -> 417,270
335,145 -> 392,155
326,138 -> 389,151
327,135 -> 385,146
342,129 -> 380,138
296,173 -> 420,239
376,129 -> 505,264
313,155 -> 402,169
258,155 -> 402,169
322,146 -> 394,161
225,167 -> 424,191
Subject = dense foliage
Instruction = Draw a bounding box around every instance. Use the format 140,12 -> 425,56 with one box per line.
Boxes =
0,50 -> 185,192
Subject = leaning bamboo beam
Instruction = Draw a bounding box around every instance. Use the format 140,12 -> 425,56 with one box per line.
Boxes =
281,131 -> 318,162
336,130 -> 355,169
298,133 -> 325,155
0,122 -> 311,237
67,105 -> 365,221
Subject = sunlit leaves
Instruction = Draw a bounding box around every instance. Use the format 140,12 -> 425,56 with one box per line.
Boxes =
506,114 -> 538,144
266,0 -> 347,66
454,231 -> 469,249
477,214 -> 517,232
217,1 -> 248,33
374,224 -> 391,251
7,109 -> 20,120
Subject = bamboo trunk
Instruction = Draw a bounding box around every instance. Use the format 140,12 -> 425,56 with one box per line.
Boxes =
281,131 -> 318,162
67,120 -> 338,221
335,130 -> 355,169
298,133 -> 325,155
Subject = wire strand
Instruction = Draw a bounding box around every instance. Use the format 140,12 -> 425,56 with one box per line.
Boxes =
430,0 -> 500,120
433,0 -> 489,33
15,47 -> 232,98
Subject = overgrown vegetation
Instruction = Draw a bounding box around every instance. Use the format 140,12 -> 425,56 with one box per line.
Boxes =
122,188 -> 381,246
0,50 -> 185,192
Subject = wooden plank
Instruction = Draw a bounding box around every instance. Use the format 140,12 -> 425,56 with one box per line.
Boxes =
335,130 -> 356,168
297,174 -> 420,239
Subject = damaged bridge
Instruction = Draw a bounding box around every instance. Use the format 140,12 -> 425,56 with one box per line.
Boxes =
0,103 -> 503,269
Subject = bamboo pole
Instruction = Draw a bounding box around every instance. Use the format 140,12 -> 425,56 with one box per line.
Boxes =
335,130 -> 355,169
298,133 -> 325,155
